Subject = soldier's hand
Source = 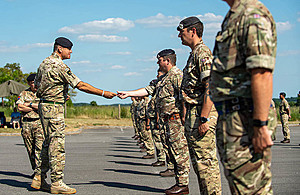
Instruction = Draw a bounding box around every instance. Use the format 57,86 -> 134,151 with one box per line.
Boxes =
252,126 -> 273,153
117,91 -> 130,99
198,122 -> 209,136
181,116 -> 185,126
103,91 -> 117,99
146,125 -> 150,130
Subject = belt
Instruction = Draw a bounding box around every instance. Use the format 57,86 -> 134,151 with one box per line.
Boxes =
40,100 -> 64,105
163,113 -> 180,121
214,97 -> 253,115
23,118 -> 39,122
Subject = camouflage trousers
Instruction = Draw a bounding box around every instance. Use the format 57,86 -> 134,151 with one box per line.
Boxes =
39,103 -> 66,183
184,104 -> 222,195
131,113 -> 138,136
280,114 -> 290,140
21,119 -> 49,175
161,114 -> 190,186
149,118 -> 165,161
216,103 -> 274,195
158,118 -> 174,170
137,118 -> 154,155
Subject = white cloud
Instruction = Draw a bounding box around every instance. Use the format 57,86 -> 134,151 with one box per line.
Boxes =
107,51 -> 132,55
78,34 -> 129,42
297,18 -> 300,22
71,60 -> 91,64
124,72 -> 142,76
276,21 -> 292,32
136,56 -> 157,62
0,42 -> 52,53
277,50 -> 300,57
58,18 -> 135,34
111,65 -> 125,69
135,13 -> 182,27
196,13 -> 223,22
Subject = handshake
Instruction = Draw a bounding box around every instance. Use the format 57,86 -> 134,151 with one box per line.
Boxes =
101,90 -> 134,99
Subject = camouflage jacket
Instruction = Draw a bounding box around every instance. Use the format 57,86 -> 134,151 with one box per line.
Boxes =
35,52 -> 81,103
210,0 -> 277,102
279,98 -> 290,115
147,96 -> 156,118
181,40 -> 213,105
145,66 -> 183,117
136,97 -> 149,119
16,88 -> 40,119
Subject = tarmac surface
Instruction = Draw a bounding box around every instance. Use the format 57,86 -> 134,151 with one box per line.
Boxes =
0,125 -> 299,195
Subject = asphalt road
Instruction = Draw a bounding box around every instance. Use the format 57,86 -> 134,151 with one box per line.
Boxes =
0,125 -> 299,195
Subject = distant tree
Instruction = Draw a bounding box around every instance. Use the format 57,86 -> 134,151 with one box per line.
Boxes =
90,101 -> 97,106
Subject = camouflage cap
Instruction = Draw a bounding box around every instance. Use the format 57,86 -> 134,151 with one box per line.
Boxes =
27,73 -> 36,82
157,49 -> 175,59
55,37 -> 73,49
177,16 -> 201,31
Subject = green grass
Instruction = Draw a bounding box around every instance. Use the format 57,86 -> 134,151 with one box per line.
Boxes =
65,105 -> 131,119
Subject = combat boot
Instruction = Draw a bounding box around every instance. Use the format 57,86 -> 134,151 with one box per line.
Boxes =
281,139 -> 290,143
51,180 -> 76,194
31,174 -> 51,191
160,169 -> 175,177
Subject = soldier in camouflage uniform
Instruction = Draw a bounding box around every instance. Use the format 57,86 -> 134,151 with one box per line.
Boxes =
118,49 -> 190,195
210,0 -> 277,194
147,70 -> 166,166
177,17 -> 222,195
279,92 -> 291,143
35,37 -> 116,194
269,100 -> 277,141
130,97 -> 139,139
17,74 -> 50,191
137,96 -> 155,158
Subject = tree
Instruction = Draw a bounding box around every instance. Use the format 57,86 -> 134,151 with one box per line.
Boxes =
90,101 -> 97,106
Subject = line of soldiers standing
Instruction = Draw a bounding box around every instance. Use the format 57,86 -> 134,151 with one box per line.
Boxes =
119,0 -> 278,193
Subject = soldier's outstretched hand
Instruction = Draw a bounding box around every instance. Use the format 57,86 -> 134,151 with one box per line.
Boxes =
117,91 -> 130,99
103,91 -> 117,99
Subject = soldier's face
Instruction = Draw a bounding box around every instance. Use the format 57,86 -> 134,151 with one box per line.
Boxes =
178,28 -> 193,46
61,47 -> 72,60
28,81 -> 36,92
157,57 -> 168,73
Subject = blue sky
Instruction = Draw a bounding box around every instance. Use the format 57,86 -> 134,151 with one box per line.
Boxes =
1,0 -> 299,105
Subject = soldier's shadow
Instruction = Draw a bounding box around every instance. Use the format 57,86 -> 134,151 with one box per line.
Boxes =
0,179 -> 36,191
104,168 -> 159,176
0,171 -> 32,179
72,180 -> 164,193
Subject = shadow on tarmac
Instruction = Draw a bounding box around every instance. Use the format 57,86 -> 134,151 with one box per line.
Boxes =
109,149 -> 141,153
72,180 -> 164,193
0,179 -> 35,191
108,160 -> 152,167
106,154 -> 143,159
104,168 -> 160,176
0,171 -> 32,179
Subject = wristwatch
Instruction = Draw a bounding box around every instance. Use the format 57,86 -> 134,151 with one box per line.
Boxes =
253,119 -> 268,127
200,117 -> 209,123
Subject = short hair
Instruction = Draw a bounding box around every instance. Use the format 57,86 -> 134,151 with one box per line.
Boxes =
187,21 -> 204,38
53,44 -> 59,52
163,54 -> 176,66
280,92 -> 286,97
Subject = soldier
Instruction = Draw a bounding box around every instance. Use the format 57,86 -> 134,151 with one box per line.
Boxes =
118,49 -> 190,195
35,37 -> 116,194
177,16 -> 222,195
137,96 -> 155,159
17,74 -> 50,191
269,99 -> 277,141
130,97 -> 139,139
279,92 -> 291,143
147,70 -> 166,167
210,0 -> 277,194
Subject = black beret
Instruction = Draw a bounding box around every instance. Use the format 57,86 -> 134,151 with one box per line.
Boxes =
54,37 -> 73,49
27,74 -> 36,82
157,49 -> 175,59
177,16 -> 201,31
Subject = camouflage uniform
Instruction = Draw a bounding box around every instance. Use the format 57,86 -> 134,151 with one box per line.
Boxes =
16,88 -> 49,175
145,66 -> 190,186
136,97 -> 155,155
181,40 -> 222,195
270,100 -> 277,141
130,99 -> 139,137
279,98 -> 290,140
35,52 -> 81,183
147,96 -> 166,162
210,0 -> 277,194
